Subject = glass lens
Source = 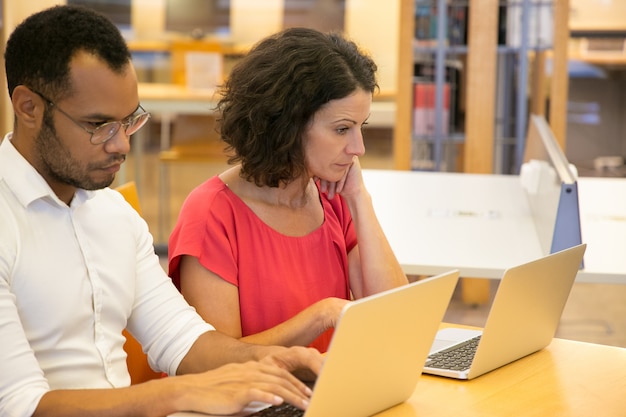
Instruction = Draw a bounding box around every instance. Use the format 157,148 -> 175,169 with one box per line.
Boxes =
91,122 -> 121,144
89,112 -> 150,144
126,113 -> 151,135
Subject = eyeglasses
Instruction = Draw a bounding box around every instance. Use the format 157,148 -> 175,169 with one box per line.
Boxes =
31,89 -> 151,145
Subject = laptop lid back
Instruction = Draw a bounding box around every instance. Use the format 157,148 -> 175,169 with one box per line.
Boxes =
468,244 -> 586,379
305,270 -> 459,417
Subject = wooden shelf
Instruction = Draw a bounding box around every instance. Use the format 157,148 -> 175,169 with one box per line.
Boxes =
127,39 -> 247,56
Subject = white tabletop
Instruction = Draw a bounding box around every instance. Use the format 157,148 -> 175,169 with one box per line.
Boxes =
362,169 -> 626,284
577,176 -> 626,282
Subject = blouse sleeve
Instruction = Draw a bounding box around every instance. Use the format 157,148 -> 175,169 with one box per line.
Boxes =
168,179 -> 240,289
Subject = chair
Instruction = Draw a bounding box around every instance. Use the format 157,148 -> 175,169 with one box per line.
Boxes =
115,181 -> 142,214
114,181 -> 164,384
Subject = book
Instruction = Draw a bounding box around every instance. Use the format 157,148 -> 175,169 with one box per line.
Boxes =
506,0 -> 554,48
413,82 -> 450,138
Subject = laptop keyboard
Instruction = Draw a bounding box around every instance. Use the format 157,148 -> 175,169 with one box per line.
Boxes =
249,403 -> 304,417
426,335 -> 481,371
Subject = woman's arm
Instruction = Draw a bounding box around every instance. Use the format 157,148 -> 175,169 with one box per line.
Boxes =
319,157 -> 408,299
179,255 -> 349,347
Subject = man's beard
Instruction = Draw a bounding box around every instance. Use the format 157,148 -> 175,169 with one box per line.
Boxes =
36,113 -> 122,190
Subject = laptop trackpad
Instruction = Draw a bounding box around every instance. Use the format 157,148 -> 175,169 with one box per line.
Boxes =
429,328 -> 483,354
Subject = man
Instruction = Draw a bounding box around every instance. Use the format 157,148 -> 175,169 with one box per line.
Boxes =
0,5 -> 321,417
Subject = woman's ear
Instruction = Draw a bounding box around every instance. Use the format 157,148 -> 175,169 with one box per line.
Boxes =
11,85 -> 44,130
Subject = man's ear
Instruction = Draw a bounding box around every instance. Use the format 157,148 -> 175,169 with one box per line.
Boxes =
11,86 -> 44,129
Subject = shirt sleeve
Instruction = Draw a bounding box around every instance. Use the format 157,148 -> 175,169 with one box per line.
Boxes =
122,191 -> 215,376
0,196 -> 49,417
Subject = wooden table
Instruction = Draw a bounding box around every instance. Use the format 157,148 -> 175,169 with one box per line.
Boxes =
396,337 -> 626,417
170,334 -> 626,417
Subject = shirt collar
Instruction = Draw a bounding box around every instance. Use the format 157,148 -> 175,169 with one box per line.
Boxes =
0,133 -> 96,208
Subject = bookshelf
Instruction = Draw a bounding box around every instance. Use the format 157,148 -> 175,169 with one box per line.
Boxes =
393,0 -> 570,305
393,0 -> 571,174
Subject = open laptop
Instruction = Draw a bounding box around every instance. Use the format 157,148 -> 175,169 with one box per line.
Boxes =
424,243 -> 586,380
230,270 -> 460,417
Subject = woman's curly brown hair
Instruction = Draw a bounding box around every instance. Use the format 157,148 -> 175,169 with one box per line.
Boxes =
217,27 -> 378,187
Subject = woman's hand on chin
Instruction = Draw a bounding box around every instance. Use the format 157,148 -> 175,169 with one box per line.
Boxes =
315,157 -> 363,200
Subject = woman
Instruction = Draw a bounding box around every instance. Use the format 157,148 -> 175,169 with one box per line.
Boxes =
168,27 -> 408,352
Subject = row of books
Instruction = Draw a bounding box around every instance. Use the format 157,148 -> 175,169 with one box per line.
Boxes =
414,0 -> 554,48
415,1 -> 467,46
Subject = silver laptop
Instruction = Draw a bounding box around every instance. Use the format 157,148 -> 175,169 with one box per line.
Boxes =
424,243 -> 586,380
223,270 -> 460,417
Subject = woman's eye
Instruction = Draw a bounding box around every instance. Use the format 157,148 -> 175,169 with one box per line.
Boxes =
336,127 -> 349,134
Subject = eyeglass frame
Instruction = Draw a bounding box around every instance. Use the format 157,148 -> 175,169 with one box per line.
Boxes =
29,88 -> 151,145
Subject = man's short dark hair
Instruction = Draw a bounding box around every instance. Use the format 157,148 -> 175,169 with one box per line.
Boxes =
4,5 -> 131,101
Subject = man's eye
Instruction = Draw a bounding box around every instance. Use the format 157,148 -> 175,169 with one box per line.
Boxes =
88,121 -> 108,129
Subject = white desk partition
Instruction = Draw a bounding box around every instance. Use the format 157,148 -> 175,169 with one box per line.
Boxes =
519,160 -> 584,267
522,115 -> 583,258
552,181 -> 583,255
363,169 -> 626,284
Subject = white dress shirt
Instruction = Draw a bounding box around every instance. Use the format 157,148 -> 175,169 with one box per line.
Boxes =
0,134 -> 214,417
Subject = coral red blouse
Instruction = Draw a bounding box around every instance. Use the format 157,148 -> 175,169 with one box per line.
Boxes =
168,176 -> 356,352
